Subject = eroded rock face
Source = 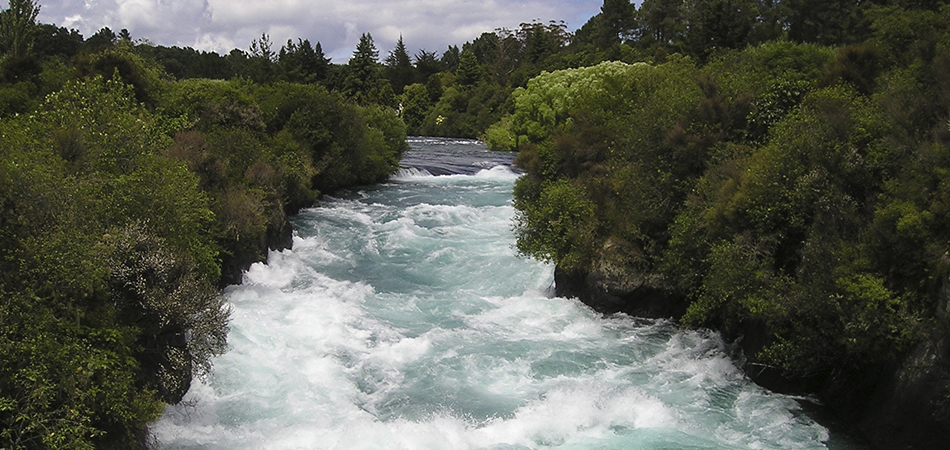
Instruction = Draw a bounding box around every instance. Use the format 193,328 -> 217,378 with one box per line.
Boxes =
267,215 -> 294,252
553,262 -> 687,319
854,336 -> 950,450
219,217 -> 294,286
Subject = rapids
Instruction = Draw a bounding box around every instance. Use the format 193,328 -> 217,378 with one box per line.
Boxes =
153,137 -> 864,450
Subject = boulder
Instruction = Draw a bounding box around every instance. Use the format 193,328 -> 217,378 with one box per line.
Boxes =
553,261 -> 687,319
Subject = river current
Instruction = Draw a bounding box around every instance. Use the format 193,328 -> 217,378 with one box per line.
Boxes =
154,137 -> 863,449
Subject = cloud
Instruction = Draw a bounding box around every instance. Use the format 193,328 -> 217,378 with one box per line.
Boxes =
37,0 -> 601,60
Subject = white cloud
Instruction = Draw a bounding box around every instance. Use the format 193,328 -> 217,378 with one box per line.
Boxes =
37,0 -> 602,59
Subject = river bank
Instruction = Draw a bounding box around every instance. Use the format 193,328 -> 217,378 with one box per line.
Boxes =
553,262 -> 949,450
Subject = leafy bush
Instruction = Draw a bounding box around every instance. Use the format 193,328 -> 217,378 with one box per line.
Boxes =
508,57 -> 701,277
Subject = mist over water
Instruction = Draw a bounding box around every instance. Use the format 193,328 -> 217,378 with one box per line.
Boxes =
154,138 -> 860,449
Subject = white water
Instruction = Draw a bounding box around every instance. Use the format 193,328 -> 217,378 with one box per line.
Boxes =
153,138 -> 859,450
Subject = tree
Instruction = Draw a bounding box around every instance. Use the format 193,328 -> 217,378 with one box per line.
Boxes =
783,0 -> 858,45
425,72 -> 442,102
278,38 -> 330,84
310,41 -> 330,79
600,0 -> 637,47
499,59 -> 702,273
484,28 -> 523,81
75,41 -> 166,104
441,45 -> 460,72
384,35 -> 414,94
249,33 -> 275,62
638,0 -> 687,48
455,49 -> 481,86
247,33 -> 275,83
518,20 -> 570,64
33,23 -> 83,60
414,48 -> 442,82
468,32 -> 500,65
85,27 -> 116,51
345,33 -> 386,104
685,0 -> 760,58
351,32 -> 379,74
0,0 -> 40,59
399,82 -> 430,131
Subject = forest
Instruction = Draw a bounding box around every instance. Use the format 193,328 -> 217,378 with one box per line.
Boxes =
2,0 -> 950,448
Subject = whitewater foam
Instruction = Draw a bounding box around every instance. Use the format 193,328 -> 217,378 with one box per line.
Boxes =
153,138 -> 853,450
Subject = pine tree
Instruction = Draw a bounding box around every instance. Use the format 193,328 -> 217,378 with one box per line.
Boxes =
249,33 -> 275,62
311,41 -> 330,80
279,38 -> 330,83
455,49 -> 481,86
385,35 -> 414,94
414,49 -> 442,82
441,45 -> 461,73
345,33 -> 383,104
248,33 -> 275,83
600,0 -> 637,47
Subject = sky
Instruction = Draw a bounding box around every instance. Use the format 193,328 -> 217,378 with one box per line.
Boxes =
36,0 -> 605,62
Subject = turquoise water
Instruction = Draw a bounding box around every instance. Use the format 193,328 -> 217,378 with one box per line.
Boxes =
153,138 -> 861,449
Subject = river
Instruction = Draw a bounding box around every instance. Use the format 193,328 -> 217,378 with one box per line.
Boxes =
153,137 -> 864,449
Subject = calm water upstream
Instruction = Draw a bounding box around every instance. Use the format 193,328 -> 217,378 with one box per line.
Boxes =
153,137 -> 864,449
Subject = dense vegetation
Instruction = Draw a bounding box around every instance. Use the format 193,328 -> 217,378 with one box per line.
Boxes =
5,0 -> 950,446
491,1 -> 950,446
0,1 -> 405,448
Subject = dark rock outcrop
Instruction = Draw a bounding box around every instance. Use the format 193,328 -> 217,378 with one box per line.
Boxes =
218,217 -> 294,286
553,264 -> 688,319
852,336 -> 950,449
